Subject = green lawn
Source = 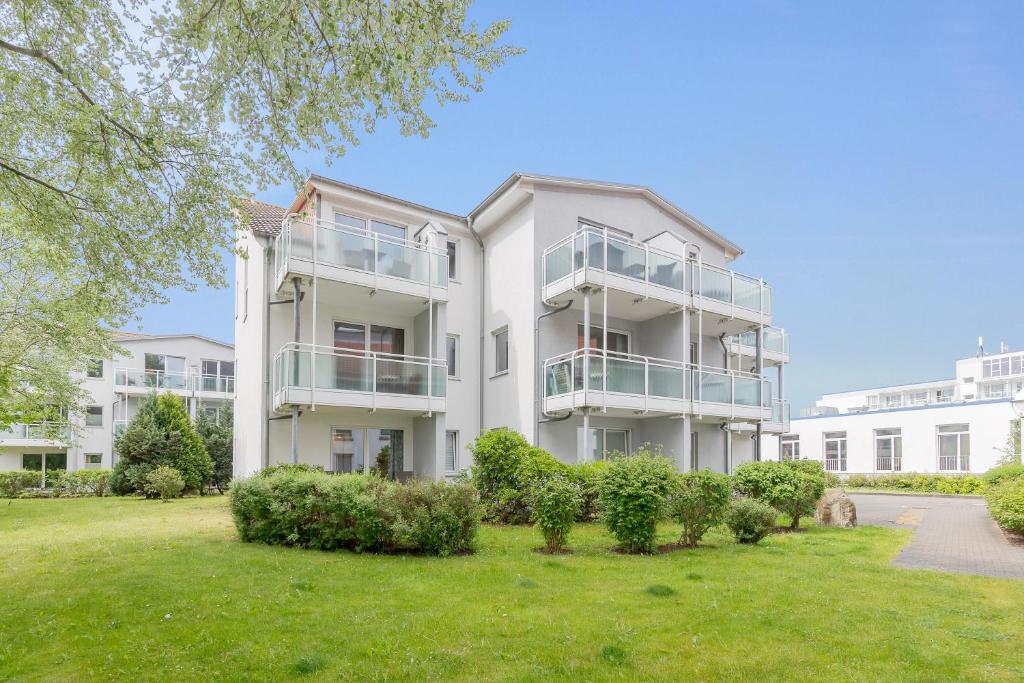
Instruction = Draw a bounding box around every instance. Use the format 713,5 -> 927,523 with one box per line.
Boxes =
1,497 -> 1023,681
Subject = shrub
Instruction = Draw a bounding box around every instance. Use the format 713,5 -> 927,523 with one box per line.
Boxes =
530,476 -> 583,552
52,469 -> 112,497
598,450 -> 675,554
983,463 -> 1024,488
230,470 -> 480,556
145,466 -> 185,501
195,404 -> 233,492
110,463 -> 156,496
843,473 -> 986,494
0,470 -> 43,497
725,498 -> 776,544
986,479 -> 1024,534
567,460 -> 607,521
669,469 -> 733,547
258,462 -> 325,478
468,429 -> 568,524
735,461 -> 826,529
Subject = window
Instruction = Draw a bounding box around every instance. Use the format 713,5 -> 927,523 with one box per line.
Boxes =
447,241 -> 458,280
445,431 -> 458,472
334,212 -> 366,231
983,355 -> 1021,378
867,395 -> 880,410
23,453 -> 66,484
909,391 -> 927,406
494,328 -> 509,374
87,359 -> 104,379
578,427 -> 629,461
370,220 -> 406,241
937,424 -> 970,471
781,435 -> 800,461
85,405 -> 103,428
982,383 -> 1008,399
884,394 -> 902,409
84,453 -> 103,469
874,428 -> 902,471
690,431 -> 699,470
936,387 -> 954,403
331,428 -> 365,474
823,431 -> 847,472
144,354 -> 186,388
577,324 -> 629,354
200,359 -> 235,392
446,335 -> 458,378
331,427 -> 404,477
202,405 -> 221,422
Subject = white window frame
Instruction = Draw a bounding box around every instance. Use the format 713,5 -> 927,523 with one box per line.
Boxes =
874,428 -> 902,472
909,391 -> 927,406
445,430 -> 459,473
576,323 -> 631,354
446,240 -> 459,282
937,424 -> 970,472
823,431 -> 847,472
781,435 -> 800,461
85,405 -> 103,428
446,335 -> 459,379
492,326 -> 509,377
84,453 -> 103,469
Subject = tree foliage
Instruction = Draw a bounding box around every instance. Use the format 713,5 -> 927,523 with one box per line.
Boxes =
195,403 -> 233,493
0,0 -> 520,422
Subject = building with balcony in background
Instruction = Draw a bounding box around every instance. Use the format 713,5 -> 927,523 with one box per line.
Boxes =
772,339 -> 1022,474
0,333 -> 234,480
234,173 -> 790,480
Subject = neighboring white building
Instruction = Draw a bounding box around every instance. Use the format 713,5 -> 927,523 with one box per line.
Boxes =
0,333 -> 235,478
234,174 -> 790,480
773,342 -> 1023,475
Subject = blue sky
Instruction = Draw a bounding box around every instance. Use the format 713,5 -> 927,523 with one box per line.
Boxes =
136,0 -> 1024,412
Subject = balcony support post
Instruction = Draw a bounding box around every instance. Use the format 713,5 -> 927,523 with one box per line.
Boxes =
291,276 -> 301,465
680,415 -> 692,472
755,325 -> 764,461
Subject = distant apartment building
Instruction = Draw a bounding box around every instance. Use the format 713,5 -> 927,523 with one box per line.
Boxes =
775,341 -> 1023,475
234,174 -> 790,480
0,333 -> 234,478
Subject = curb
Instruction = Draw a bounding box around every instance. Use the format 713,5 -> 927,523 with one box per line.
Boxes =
841,489 -> 985,500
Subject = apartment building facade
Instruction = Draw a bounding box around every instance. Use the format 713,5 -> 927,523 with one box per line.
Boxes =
234,174 -> 790,480
0,333 -> 235,478
774,343 -> 1023,474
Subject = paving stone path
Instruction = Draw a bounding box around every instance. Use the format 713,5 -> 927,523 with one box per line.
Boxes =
850,493 -> 1024,580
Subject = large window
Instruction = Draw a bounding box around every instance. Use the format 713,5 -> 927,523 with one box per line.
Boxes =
937,424 -> 970,472
983,354 -> 1022,378
87,359 -> 104,379
577,324 -> 629,353
333,321 -> 406,391
874,428 -> 902,471
200,359 -> 235,392
781,434 -> 800,462
578,428 -> 629,461
446,335 -> 458,378
330,427 -> 404,477
823,431 -> 847,472
982,382 -> 1008,399
494,328 -> 509,374
22,453 -> 67,484
144,353 -> 186,388
445,431 -> 458,473
85,405 -> 103,428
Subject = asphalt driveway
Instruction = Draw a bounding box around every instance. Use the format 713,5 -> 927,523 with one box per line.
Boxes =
849,493 -> 1024,580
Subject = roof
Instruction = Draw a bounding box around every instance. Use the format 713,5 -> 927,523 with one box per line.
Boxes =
300,175 -> 466,223
468,173 -> 743,257
238,198 -> 288,236
112,332 -> 234,349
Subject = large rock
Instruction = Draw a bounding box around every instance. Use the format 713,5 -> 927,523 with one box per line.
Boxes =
815,490 -> 857,528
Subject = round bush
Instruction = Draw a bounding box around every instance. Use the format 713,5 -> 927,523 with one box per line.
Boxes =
531,476 -> 582,552
725,498 -> 776,544
669,469 -> 733,547
468,429 -> 568,524
735,461 -> 825,530
144,466 -> 185,501
599,452 -> 675,554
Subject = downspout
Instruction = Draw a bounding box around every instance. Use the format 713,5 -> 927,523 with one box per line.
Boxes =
467,216 -> 485,436
534,298 -> 574,446
720,421 -> 732,474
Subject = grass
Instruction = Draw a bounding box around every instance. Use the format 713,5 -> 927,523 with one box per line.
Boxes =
1,497 -> 1023,681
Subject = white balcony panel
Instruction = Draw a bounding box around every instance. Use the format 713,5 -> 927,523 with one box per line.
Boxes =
0,423 -> 69,448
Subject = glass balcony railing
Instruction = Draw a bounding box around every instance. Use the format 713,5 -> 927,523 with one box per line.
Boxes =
192,374 -> 235,393
543,349 -> 770,409
274,343 -> 446,400
0,422 -> 70,441
543,226 -> 771,314
275,219 -> 448,290
115,368 -> 188,391
770,400 -> 791,426
730,328 -> 790,355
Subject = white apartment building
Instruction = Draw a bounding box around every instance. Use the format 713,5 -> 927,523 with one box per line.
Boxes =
234,174 -> 790,480
0,333 -> 235,478
774,341 -> 1023,475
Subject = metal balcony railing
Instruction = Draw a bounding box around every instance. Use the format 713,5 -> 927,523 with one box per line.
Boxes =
191,374 -> 235,393
542,226 -> 772,315
273,343 -> 446,401
543,349 -> 771,409
115,368 -> 189,391
275,219 -> 448,290
0,422 -> 70,441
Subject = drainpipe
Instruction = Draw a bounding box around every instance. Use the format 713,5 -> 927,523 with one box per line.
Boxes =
534,298 -> 574,446
720,421 -> 732,474
755,325 -> 764,461
291,276 -> 301,464
467,216 -> 485,436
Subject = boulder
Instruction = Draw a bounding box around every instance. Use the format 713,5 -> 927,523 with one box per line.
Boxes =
815,490 -> 857,528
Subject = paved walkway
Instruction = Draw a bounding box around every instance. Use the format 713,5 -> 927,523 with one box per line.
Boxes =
850,493 -> 1024,580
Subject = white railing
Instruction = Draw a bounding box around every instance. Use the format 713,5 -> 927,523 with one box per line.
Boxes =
542,348 -> 770,409
191,374 -> 235,393
542,226 -> 772,314
275,218 -> 448,289
730,328 -> 790,355
770,400 -> 791,428
273,342 -> 446,400
0,422 -> 70,441
114,368 -> 235,395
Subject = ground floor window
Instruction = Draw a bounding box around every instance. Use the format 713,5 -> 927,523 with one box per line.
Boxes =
781,434 -> 800,461
874,428 -> 902,471
330,427 -> 404,477
84,453 -> 103,469
22,452 -> 67,485
823,431 -> 847,472
445,431 -> 458,473
578,427 -> 629,461
937,424 -> 970,471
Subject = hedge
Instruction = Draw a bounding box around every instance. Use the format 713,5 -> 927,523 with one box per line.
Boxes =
843,473 -> 984,495
230,470 -> 480,556
51,469 -> 112,497
985,479 -> 1024,535
0,470 -> 43,497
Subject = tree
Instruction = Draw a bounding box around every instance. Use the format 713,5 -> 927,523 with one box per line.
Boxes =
111,393 -> 212,494
195,404 -> 233,493
997,420 -> 1022,466
0,0 -> 520,422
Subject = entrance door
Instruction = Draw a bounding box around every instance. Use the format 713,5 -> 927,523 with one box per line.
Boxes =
333,322 -> 368,391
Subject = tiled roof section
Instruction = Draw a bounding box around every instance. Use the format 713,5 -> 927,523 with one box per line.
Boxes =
238,198 -> 287,236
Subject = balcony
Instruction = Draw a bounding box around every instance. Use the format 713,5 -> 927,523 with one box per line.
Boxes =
272,343 -> 446,414
542,227 -> 771,327
274,219 -> 448,306
0,422 -> 70,447
542,349 -> 772,422
728,328 -> 790,365
763,400 -> 791,433
191,374 -> 235,396
115,368 -> 189,394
